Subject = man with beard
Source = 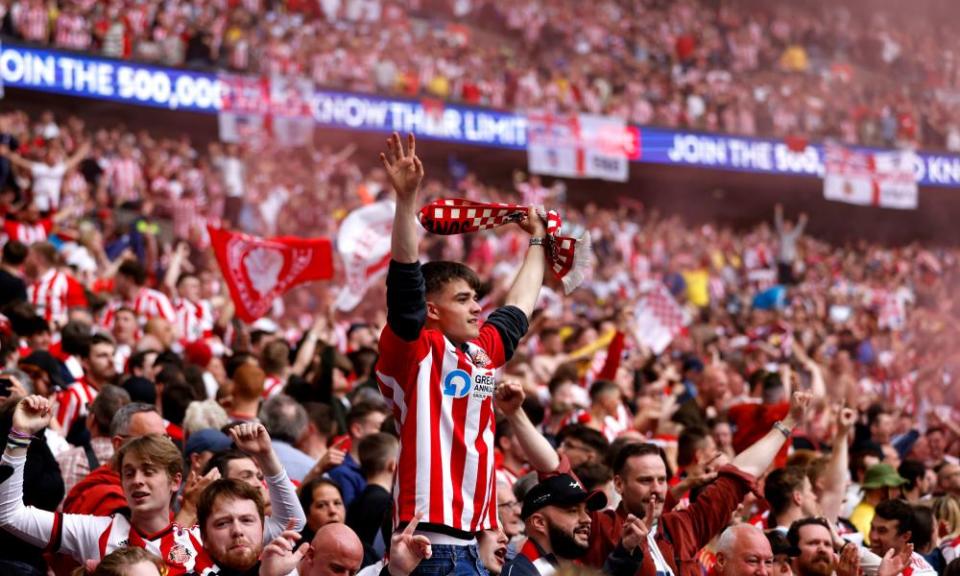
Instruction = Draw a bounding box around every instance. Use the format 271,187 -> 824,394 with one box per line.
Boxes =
499,380 -> 815,575
52,333 -> 118,437
501,473 -> 606,576
196,479 -> 267,575
787,517 -> 837,576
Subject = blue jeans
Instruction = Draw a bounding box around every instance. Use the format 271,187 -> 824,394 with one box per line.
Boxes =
411,543 -> 489,576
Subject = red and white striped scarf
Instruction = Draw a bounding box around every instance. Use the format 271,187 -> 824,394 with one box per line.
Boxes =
418,198 -> 591,294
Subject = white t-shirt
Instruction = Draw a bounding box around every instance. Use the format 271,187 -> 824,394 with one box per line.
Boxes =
30,162 -> 67,211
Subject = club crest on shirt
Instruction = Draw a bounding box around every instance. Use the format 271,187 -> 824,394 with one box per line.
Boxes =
470,348 -> 492,367
168,543 -> 193,565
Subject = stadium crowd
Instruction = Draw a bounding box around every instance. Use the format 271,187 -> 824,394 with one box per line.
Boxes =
0,91 -> 958,576
3,0 -> 960,152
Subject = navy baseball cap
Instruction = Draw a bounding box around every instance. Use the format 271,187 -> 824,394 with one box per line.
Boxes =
521,473 -> 607,520
184,429 -> 233,459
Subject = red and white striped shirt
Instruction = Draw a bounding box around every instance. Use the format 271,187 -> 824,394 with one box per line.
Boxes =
376,322 -> 507,535
262,375 -> 285,399
0,454 -> 218,576
54,13 -> 91,50
4,218 -> 52,245
53,376 -> 98,435
102,287 -> 176,329
28,268 -> 88,327
17,3 -> 49,42
173,297 -> 214,343
107,157 -> 143,205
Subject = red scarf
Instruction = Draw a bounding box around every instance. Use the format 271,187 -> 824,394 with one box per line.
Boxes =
418,199 -> 591,293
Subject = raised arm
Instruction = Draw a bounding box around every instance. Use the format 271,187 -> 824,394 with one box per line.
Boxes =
382,133 -> 424,264
65,141 -> 91,171
163,242 -> 191,294
229,423 -> 307,538
821,407 -> 855,524
502,207 -> 547,320
774,203 -> 784,233
4,151 -> 34,171
0,396 -> 56,547
496,380 -> 560,473
730,391 -> 812,478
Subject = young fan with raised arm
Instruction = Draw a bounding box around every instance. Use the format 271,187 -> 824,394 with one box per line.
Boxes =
375,132 -> 546,576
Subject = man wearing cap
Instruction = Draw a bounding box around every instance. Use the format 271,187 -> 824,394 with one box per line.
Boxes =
498,380 -> 814,576
184,428 -> 233,480
850,463 -> 906,544
502,473 -> 606,576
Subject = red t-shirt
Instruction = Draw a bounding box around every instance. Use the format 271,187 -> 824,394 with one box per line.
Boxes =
727,402 -> 790,467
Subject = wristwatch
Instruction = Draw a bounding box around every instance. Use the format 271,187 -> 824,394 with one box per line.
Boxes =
773,421 -> 792,439
529,237 -> 546,246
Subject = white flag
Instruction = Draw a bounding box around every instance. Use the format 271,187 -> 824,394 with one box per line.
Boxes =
823,143 -> 918,210
526,112 -> 631,182
823,143 -> 874,206
874,149 -> 918,210
633,282 -> 686,354
335,201 -> 395,312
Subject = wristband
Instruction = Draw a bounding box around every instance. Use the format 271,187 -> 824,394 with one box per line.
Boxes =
529,237 -> 546,247
6,436 -> 31,449
9,427 -> 34,440
773,421 -> 792,439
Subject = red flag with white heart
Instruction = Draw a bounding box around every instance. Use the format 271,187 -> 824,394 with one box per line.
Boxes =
207,226 -> 334,323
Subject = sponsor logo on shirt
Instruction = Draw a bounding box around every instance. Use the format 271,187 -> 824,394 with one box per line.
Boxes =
443,369 -> 473,398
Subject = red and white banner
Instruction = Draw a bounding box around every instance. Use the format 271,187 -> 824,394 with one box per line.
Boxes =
633,281 -> 687,354
218,73 -> 270,144
823,143 -> 918,210
334,200 -> 395,311
217,73 -> 314,147
269,73 -> 314,148
207,226 -> 334,323
526,112 -> 637,182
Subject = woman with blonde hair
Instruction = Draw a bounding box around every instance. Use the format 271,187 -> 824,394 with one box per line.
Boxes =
934,495 -> 960,563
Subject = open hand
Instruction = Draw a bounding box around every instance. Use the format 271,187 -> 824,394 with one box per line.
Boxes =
380,133 -> 423,203
260,522 -> 309,576
878,543 -> 913,576
182,468 -> 221,510
836,543 -> 860,576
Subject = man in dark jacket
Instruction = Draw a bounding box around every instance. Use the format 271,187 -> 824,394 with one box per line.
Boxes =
497,379 -> 813,576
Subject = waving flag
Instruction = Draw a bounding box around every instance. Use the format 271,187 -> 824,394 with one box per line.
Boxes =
207,226 -> 333,323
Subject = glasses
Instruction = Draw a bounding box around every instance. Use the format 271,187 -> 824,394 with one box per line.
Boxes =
498,500 -> 521,510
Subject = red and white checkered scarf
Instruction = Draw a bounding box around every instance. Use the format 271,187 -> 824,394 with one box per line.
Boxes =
418,198 -> 592,294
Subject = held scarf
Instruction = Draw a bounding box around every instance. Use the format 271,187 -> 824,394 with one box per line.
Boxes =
418,198 -> 592,294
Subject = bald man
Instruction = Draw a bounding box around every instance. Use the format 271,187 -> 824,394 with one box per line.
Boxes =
300,524 -> 365,576
261,518 -> 432,576
714,524 -> 775,576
